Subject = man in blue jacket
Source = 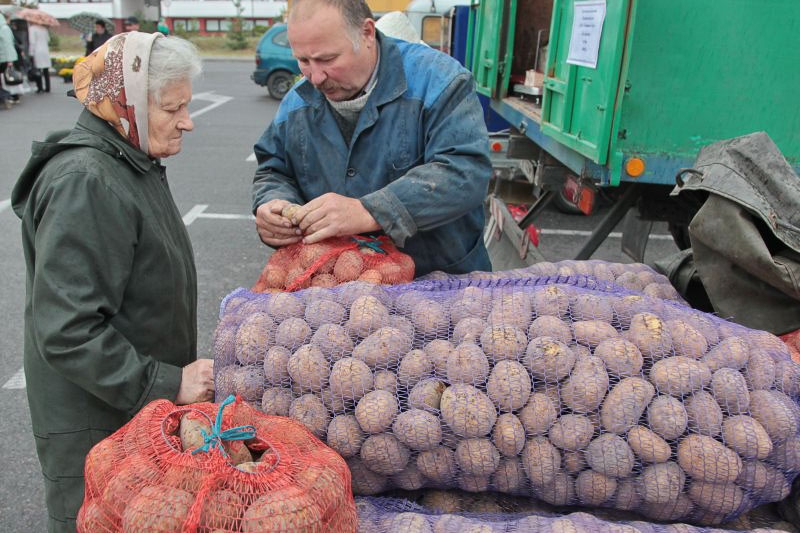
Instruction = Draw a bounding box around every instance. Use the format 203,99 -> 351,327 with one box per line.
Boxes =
252,0 -> 492,276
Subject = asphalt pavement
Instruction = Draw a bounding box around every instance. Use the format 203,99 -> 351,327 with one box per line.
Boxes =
0,59 -> 678,531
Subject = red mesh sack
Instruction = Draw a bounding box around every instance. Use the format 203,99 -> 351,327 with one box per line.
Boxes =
77,395 -> 357,533
781,329 -> 800,363
252,235 -> 415,292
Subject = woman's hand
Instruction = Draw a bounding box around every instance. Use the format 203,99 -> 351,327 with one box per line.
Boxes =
176,359 -> 214,404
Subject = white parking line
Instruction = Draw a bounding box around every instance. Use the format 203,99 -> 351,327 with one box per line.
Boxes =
2,368 -> 25,390
183,204 -> 208,225
538,228 -> 673,240
190,92 -> 233,119
0,199 -> 11,213
246,153 -> 257,162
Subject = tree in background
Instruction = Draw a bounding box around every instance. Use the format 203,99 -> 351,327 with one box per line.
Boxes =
226,0 -> 247,50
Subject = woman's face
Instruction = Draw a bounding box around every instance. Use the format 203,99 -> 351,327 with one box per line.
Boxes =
147,79 -> 194,159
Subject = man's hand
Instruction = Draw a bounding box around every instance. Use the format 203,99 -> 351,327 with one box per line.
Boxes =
293,193 -> 381,244
255,199 -> 303,247
176,359 -> 214,405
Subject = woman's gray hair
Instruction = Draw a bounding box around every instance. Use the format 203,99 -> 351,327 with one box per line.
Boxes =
289,0 -> 373,50
148,36 -> 202,102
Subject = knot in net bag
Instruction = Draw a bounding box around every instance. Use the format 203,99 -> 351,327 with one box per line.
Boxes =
77,395 -> 357,532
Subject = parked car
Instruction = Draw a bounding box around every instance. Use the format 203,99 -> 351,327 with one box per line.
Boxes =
251,23 -> 301,100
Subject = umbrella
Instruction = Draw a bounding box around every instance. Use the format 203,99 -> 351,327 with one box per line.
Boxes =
68,12 -> 114,34
14,8 -> 60,28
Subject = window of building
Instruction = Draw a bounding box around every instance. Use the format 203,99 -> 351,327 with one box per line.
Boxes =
206,19 -> 221,32
421,16 -> 443,49
173,19 -> 200,32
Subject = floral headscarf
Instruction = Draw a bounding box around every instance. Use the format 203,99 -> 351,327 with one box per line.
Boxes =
73,31 -> 162,155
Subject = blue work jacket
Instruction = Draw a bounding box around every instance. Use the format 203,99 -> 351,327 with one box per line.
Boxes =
253,33 -> 492,276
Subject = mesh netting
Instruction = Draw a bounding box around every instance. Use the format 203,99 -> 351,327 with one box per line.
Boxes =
419,260 -> 685,304
76,396 -> 357,532
252,236 -> 415,292
355,495 -> 793,533
214,264 -> 800,526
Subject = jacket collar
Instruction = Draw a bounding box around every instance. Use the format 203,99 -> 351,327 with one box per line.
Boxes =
295,32 -> 408,111
75,109 -> 158,174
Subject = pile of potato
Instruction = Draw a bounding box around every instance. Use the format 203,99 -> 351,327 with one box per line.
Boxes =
77,398 -> 357,533
252,236 -> 415,292
355,494 -> 795,533
214,274 -> 800,526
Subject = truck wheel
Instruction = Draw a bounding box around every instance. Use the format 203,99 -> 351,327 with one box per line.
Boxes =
267,71 -> 293,100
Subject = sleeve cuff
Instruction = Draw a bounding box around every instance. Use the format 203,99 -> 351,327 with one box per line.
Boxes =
360,188 -> 418,247
131,360 -> 183,414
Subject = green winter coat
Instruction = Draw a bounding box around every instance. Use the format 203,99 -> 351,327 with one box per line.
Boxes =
11,110 -> 197,533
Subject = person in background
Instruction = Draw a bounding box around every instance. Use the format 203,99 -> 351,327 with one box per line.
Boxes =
11,33 -> 210,532
0,11 -> 18,109
157,18 -> 170,35
123,15 -> 140,32
252,0 -> 492,276
85,20 -> 111,56
28,22 -> 51,93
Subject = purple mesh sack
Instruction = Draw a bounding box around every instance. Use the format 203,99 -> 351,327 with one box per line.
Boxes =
213,271 -> 800,526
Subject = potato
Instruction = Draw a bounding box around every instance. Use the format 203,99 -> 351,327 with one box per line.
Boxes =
535,472 -> 575,506
575,469 -> 617,506
549,414 -> 595,451
360,433 -> 410,475
450,286 -> 492,323
768,437 -> 800,472
232,365 -> 266,402
562,450 -> 586,474
288,394 -> 330,439
685,391 -> 723,437
480,325 -> 528,361
742,350 -> 777,391
614,478 -> 642,511
615,271 -> 646,292
440,384 -> 497,438
274,317 -> 312,350
332,250 -> 364,282
121,485 -> 193,533
423,339 -> 454,375
318,387 -> 352,414
266,292 -> 306,321
287,344 -> 330,392
647,395 -> 688,441
408,378 -> 447,412
638,461 -> 686,505
241,485 -> 322,532
234,312 -> 274,364
486,360 -> 532,412
79,501 -> 118,532
347,295 -> 390,337
749,389 -> 799,441
532,285 -> 570,317
214,364 -> 238,399
702,336 -> 750,371
304,299 -> 346,329
261,387 -> 293,416
521,436 -> 562,487
492,457 -> 525,494
560,356 -> 609,414
352,327 -> 412,369
451,317 -> 488,345
528,315 -> 572,345
293,462 -> 346,523
721,415 -> 773,460
627,425 -> 671,463
176,413 -> 209,454
328,357 -> 373,403
199,489 -> 243,532
262,346 -> 291,386
649,357 -> 712,399
392,463 -> 426,491
326,414 -> 364,458
573,320 -> 619,348
585,434 -> 635,478
594,338 -> 643,378
600,377 -> 656,434
759,463 -> 792,502
524,337 -> 577,382
677,434 -> 742,483
736,460 -> 770,494
628,313 -> 673,360
353,389 -> 398,434
446,342 -> 490,385
84,438 -> 121,498
570,293 -> 614,323
688,481 -> 744,517
710,367 -> 750,415
309,323 -> 353,361
347,457 -> 388,495
487,292 -> 533,330
644,282 -> 680,301
453,439 -> 501,478
373,370 -> 397,394
517,392 -> 558,436
417,447 -> 458,485
641,494 -> 693,522
412,299 -> 450,337
392,409 -> 442,451
611,295 -> 650,328
775,359 -> 800,397
381,512 -> 433,533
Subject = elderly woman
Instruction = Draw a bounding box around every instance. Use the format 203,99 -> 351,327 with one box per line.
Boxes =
11,32 -> 212,532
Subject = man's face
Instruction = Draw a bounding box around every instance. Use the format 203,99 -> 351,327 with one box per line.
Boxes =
125,22 -> 140,32
287,3 -> 377,101
147,80 -> 194,159
95,23 -> 106,34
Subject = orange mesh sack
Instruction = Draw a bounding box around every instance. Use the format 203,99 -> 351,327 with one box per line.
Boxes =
252,235 -> 415,292
77,395 -> 357,533
781,329 -> 800,363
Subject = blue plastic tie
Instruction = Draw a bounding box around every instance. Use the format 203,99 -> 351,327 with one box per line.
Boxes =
191,395 -> 256,457
351,235 -> 387,255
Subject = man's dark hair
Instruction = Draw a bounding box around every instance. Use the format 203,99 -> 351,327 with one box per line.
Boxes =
95,20 -> 106,27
